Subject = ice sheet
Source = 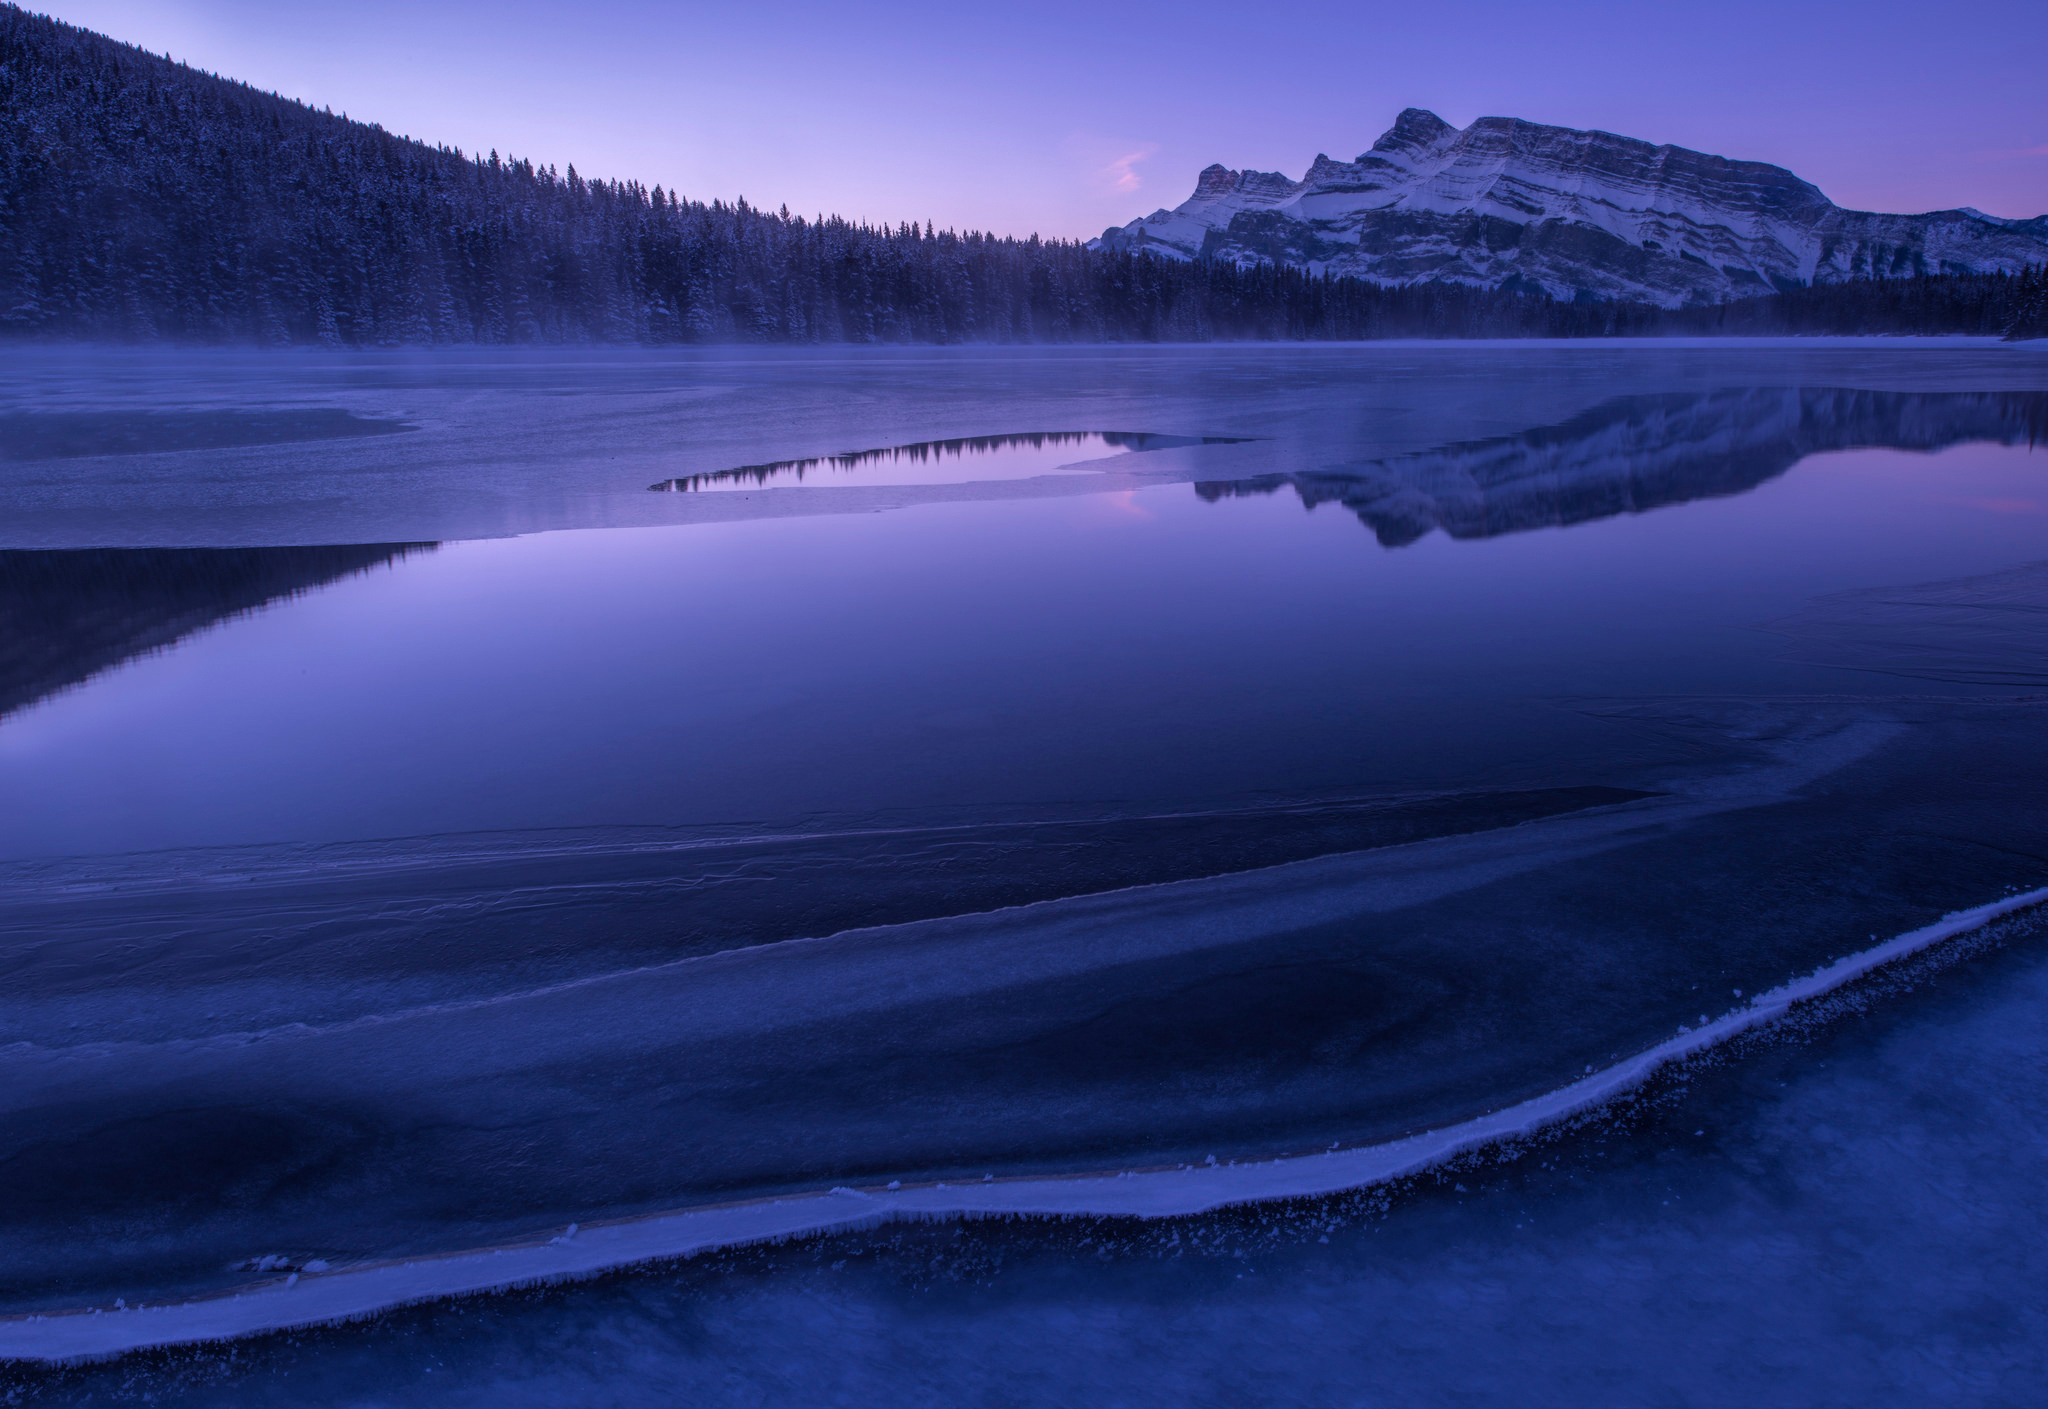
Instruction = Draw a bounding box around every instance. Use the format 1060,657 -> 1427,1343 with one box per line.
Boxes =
5,886 -> 2040,1364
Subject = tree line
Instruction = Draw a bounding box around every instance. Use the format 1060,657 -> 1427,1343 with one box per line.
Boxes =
2,5 -> 2042,346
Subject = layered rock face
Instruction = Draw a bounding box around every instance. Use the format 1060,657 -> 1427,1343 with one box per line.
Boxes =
1096,109 -> 2048,306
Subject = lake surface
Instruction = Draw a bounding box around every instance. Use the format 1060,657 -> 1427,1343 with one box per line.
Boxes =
2,342 -> 2046,1403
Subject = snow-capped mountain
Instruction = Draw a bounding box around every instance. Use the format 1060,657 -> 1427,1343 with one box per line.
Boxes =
1095,109 -> 2048,307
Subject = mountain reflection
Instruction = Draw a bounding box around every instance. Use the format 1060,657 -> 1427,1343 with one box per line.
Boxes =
651,431 -> 1247,492
1196,389 -> 2048,547
0,545 -> 434,718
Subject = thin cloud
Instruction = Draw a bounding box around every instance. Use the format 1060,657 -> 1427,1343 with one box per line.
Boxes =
1101,144 -> 1159,192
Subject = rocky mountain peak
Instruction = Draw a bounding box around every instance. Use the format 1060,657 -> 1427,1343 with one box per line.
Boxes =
1093,109 -> 2048,308
1371,107 -> 1457,156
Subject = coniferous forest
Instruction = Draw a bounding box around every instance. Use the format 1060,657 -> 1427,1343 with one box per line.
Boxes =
2,5 -> 2043,347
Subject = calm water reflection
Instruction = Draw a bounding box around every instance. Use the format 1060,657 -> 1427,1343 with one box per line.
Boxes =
1196,387 -> 2048,544
1,386 -> 2042,858
648,431 -> 1246,492
0,545 -> 431,720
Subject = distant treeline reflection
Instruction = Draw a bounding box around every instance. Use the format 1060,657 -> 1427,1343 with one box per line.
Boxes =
3,8 -> 2043,347
649,433 -> 1243,492
0,544 -> 434,718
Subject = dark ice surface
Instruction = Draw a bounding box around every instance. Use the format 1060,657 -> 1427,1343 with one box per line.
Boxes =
10,911 -> 2045,1407
2,341 -> 2048,1396
0,409 -> 412,461
1765,558 -> 2048,687
5,698 -> 2045,1313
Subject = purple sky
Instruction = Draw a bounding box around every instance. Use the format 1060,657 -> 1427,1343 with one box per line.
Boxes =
41,1 -> 2048,237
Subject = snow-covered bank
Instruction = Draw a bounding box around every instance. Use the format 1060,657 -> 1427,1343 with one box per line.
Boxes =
7,885 -> 2041,1365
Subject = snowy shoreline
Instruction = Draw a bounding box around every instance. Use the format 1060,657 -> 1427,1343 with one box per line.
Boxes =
7,884 -> 2043,1366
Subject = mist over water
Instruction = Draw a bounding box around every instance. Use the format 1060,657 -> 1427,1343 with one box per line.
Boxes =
2,343 -> 2046,1401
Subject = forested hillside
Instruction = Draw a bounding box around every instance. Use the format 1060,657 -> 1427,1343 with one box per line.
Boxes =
1,5 -> 2041,344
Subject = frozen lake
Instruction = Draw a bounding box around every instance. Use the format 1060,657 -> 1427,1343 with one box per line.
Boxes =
2,341 -> 2047,1402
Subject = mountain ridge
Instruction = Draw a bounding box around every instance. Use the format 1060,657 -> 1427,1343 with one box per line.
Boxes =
1,3 -> 2041,342
1096,109 -> 2048,308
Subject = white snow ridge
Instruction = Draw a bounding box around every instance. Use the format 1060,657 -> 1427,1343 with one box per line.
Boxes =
5,885 -> 2043,1366
1093,108 -> 2048,307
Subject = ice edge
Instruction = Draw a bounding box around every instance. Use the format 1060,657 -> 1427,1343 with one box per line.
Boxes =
7,884 -> 2045,1365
